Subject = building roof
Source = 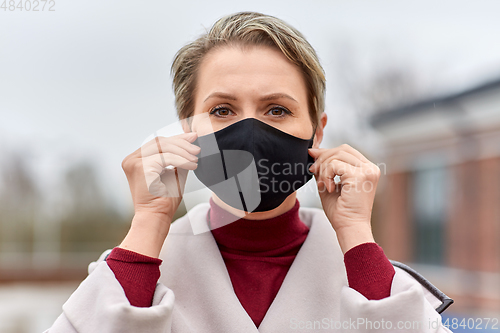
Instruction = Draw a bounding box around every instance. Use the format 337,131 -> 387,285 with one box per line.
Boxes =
368,77 -> 500,128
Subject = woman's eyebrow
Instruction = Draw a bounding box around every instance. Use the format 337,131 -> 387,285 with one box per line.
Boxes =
203,92 -> 298,103
204,92 -> 237,102
260,93 -> 298,103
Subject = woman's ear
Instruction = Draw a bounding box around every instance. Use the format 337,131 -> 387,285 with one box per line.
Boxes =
312,112 -> 327,149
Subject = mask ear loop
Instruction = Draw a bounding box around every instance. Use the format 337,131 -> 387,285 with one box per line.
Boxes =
310,123 -> 318,141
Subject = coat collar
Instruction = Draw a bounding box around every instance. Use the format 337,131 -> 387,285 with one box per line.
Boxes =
159,202 -> 347,332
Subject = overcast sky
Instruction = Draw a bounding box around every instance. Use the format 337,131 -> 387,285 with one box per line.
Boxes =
1,0 -> 500,214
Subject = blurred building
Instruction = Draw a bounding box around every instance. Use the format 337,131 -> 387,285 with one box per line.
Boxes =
370,78 -> 500,315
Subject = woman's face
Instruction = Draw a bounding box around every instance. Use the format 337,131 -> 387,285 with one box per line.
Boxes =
189,44 -> 319,142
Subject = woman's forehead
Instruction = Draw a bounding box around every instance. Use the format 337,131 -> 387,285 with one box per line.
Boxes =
196,45 -> 308,104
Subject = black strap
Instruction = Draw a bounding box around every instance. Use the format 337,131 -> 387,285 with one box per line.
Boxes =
390,260 -> 454,314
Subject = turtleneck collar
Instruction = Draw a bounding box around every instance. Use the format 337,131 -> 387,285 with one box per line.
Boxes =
207,196 -> 309,253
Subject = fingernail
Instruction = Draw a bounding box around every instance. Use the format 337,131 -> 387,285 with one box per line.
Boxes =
187,132 -> 198,141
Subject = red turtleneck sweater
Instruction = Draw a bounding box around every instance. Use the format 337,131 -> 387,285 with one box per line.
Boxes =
106,198 -> 395,327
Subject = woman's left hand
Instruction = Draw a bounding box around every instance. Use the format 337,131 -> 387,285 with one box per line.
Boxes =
308,144 -> 381,254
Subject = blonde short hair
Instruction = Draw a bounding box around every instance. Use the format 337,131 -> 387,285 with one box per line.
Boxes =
171,11 -> 326,130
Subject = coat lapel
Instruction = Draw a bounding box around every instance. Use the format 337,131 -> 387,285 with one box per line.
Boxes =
158,203 -> 347,332
159,203 -> 259,333
258,207 -> 347,332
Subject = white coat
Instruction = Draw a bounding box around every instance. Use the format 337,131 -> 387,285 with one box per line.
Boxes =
45,202 -> 454,332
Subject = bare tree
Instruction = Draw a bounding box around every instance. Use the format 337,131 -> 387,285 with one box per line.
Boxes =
63,162 -> 107,221
0,150 -> 39,252
333,41 -> 426,117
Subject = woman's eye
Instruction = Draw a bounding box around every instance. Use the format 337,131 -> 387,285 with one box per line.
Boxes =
209,107 -> 233,117
267,106 -> 291,117
209,106 -> 292,118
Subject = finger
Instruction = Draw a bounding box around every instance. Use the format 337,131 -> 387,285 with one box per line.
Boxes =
308,148 -> 332,167
308,148 -> 338,171
159,134 -> 201,156
309,144 -> 370,164
152,167 -> 190,198
310,150 -> 362,173
140,132 -> 199,156
315,160 -> 350,193
146,158 -> 193,199
174,135 -> 202,156
141,132 -> 200,157
141,138 -> 199,163
337,144 -> 370,163
316,178 -> 343,195
322,151 -> 362,171
143,153 -> 198,176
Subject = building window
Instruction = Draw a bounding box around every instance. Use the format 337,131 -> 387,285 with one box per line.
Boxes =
411,164 -> 449,265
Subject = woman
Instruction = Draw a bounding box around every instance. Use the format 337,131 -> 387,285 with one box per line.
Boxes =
46,11 -> 452,332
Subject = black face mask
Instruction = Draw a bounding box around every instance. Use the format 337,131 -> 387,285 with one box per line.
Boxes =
192,118 -> 316,213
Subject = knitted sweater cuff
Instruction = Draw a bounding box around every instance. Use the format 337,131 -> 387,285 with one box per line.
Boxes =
106,247 -> 162,307
344,242 -> 396,300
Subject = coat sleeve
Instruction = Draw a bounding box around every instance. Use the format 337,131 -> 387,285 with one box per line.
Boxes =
339,266 -> 454,332
43,249 -> 175,333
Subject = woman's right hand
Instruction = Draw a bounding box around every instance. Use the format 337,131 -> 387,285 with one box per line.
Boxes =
118,131 -> 200,258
